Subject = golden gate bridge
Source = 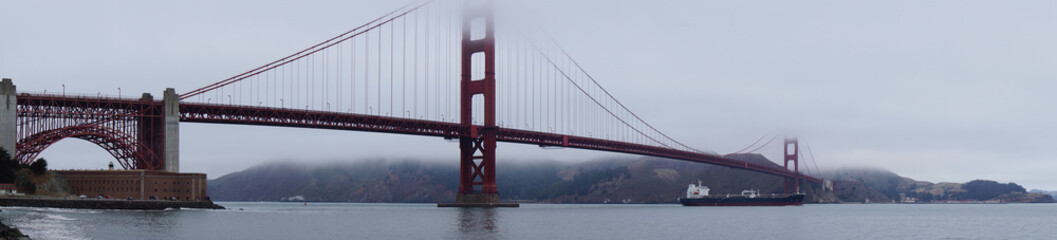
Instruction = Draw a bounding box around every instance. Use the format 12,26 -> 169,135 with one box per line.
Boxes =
1,0 -> 823,206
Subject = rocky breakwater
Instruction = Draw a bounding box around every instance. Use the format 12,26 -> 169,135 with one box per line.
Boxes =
0,198 -> 225,210
0,220 -> 29,240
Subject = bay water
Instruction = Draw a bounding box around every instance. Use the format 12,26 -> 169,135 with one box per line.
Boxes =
1,202 -> 1055,239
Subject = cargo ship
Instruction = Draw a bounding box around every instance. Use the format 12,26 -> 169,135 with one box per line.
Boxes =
678,181 -> 804,206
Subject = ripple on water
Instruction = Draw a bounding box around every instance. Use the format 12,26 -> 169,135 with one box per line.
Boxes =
3,210 -> 90,240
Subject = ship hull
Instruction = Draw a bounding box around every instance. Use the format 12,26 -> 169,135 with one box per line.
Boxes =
680,194 -> 805,206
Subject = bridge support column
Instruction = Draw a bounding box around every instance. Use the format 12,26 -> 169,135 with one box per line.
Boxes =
137,93 -> 164,169
136,88 -> 179,171
784,138 -> 800,194
163,88 -> 180,172
0,79 -> 15,156
440,1 -> 515,208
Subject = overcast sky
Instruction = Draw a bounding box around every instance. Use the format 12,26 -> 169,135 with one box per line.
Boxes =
2,1 -> 1056,189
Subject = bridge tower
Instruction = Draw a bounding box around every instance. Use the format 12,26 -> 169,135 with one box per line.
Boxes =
454,1 -> 505,206
784,138 -> 800,194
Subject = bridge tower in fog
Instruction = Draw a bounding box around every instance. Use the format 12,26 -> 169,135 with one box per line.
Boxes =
455,1 -> 503,206
784,138 -> 801,194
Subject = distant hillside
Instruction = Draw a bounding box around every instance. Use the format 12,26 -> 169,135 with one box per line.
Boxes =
1029,189 -> 1057,199
207,160 -> 458,203
208,154 -> 835,203
209,157 -> 1054,204
825,168 -> 1055,203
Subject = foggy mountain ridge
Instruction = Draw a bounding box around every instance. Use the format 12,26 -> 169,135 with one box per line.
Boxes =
208,154 -> 835,203
208,155 -> 1053,203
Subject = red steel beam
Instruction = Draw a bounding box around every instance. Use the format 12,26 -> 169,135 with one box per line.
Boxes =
17,94 -> 164,114
179,103 -> 463,138
15,94 -> 165,169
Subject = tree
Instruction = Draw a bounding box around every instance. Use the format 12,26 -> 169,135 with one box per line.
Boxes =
30,158 -> 48,175
0,147 -> 15,183
0,147 -> 10,165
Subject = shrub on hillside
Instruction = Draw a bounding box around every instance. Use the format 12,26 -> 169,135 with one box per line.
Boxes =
0,148 -> 18,183
30,158 -> 48,175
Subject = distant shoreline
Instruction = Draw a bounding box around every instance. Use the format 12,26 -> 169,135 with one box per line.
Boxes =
0,198 -> 224,210
218,200 -> 1056,205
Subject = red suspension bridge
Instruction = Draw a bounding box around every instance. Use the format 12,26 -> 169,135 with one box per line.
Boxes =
0,0 -> 822,205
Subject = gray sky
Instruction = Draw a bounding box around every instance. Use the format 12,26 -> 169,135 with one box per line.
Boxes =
2,1 -> 1056,189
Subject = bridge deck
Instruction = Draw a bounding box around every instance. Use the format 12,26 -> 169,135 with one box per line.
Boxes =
12,94 -> 822,184
179,102 -> 823,184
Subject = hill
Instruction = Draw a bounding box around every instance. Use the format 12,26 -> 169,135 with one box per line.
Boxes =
210,156 -> 1053,204
208,154 -> 836,203
207,160 -> 456,203
1029,189 -> 1057,199
825,168 -> 1055,203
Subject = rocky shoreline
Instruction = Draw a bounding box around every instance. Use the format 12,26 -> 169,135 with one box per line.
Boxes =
0,219 -> 29,240
0,198 -> 223,240
0,198 -> 225,210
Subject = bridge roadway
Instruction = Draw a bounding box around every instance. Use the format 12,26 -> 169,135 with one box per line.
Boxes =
180,102 -> 823,184
15,93 -> 821,184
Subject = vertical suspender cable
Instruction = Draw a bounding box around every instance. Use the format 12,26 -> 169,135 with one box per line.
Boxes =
414,11 -> 419,118
425,6 -> 430,119
352,38 -> 357,113
337,43 -> 341,111
390,23 -> 394,116
403,17 -> 407,117
377,24 -> 382,114
365,31 -> 370,113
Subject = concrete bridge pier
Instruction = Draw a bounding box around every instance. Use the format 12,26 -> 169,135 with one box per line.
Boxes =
162,88 -> 179,172
0,79 -> 15,156
135,88 -> 179,172
137,88 -> 180,172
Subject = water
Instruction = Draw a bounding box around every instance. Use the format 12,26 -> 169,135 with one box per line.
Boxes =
1,202 -> 1055,239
